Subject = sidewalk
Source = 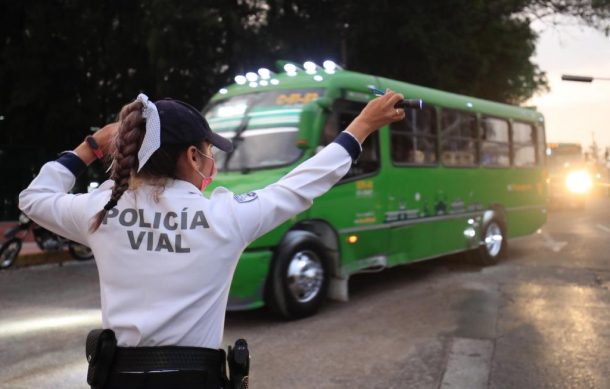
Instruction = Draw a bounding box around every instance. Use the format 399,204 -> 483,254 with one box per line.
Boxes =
1,222 -> 73,268
2,241 -> 73,269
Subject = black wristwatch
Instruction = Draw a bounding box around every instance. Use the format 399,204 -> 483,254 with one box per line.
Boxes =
85,135 -> 104,159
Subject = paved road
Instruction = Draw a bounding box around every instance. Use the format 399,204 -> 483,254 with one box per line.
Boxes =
1,197 -> 609,388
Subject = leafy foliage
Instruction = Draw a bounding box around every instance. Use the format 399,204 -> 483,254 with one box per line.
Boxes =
0,0 -> 607,151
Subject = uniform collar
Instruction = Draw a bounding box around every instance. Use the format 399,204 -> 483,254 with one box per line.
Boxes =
166,178 -> 203,195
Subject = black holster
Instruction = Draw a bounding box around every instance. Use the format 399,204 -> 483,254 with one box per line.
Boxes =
227,338 -> 250,389
86,329 -> 117,389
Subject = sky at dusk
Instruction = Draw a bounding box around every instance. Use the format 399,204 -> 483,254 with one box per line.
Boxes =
528,18 -> 610,155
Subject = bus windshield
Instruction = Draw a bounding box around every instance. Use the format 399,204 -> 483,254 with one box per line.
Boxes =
212,127 -> 301,172
547,144 -> 583,170
204,89 -> 323,171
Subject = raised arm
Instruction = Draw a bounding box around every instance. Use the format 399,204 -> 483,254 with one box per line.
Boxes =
226,90 -> 406,244
18,123 -> 118,243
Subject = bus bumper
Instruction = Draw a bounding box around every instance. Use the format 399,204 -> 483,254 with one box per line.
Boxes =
227,249 -> 272,311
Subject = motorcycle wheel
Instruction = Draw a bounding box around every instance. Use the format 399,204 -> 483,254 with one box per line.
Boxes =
68,242 -> 94,261
0,238 -> 23,269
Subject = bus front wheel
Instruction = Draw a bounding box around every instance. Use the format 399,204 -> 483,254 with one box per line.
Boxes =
265,231 -> 330,320
474,218 -> 507,265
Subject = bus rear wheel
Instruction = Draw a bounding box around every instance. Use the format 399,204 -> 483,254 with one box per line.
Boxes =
473,218 -> 507,266
265,231 -> 330,320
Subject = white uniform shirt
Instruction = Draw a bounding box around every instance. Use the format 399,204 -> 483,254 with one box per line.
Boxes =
19,141 -> 356,349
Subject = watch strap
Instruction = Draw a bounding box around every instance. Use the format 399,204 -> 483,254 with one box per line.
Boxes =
85,135 -> 104,159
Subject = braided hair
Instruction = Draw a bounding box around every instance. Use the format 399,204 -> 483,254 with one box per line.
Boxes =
89,100 -> 145,232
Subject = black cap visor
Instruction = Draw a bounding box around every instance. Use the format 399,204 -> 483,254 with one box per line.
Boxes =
155,98 -> 234,153
207,131 -> 234,152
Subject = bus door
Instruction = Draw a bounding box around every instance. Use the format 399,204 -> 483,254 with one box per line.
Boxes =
308,98 -> 389,272
385,105 -> 438,264
432,108 -> 480,254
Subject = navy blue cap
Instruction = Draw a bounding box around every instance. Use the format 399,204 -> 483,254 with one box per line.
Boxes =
155,99 -> 233,152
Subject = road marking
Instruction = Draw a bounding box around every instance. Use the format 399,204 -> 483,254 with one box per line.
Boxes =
596,224 -> 610,234
539,231 -> 568,252
0,310 -> 101,337
440,337 -> 494,389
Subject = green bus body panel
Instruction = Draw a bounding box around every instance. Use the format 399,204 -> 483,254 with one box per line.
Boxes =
207,67 -> 547,309
227,249 -> 272,310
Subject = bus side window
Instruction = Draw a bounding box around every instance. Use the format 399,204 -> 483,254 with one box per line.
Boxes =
512,122 -> 536,167
390,106 -> 437,165
441,109 -> 478,166
322,107 -> 380,180
480,116 -> 510,167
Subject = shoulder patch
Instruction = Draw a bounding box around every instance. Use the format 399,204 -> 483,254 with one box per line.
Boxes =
233,192 -> 258,203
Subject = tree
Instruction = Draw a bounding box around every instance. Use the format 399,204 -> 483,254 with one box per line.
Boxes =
253,1 -> 549,104
527,0 -> 610,34
1,0 -> 607,220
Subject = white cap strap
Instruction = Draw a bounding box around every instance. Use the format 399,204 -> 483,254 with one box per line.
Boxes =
136,93 -> 161,172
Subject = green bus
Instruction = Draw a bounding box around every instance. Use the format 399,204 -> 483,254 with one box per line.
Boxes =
203,60 -> 547,319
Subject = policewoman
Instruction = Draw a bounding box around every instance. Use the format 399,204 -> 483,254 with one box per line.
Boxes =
19,90 -> 405,388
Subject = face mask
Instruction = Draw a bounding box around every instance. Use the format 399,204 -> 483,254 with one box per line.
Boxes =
194,149 -> 217,191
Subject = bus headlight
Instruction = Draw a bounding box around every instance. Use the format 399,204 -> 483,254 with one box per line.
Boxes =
565,170 -> 592,194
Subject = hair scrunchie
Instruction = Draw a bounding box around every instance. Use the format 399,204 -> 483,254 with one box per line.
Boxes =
104,199 -> 118,211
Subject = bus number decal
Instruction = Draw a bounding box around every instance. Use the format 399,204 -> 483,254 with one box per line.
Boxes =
356,180 -> 374,198
275,92 -> 320,105
507,184 -> 533,192
354,211 -> 376,225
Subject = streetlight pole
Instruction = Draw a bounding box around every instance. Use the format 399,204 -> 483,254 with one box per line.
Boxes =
561,73 -> 610,194
561,74 -> 610,82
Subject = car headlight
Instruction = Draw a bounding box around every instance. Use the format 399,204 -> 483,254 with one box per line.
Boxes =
565,170 -> 592,194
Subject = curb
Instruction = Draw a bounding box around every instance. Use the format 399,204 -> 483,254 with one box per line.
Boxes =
11,250 -> 74,269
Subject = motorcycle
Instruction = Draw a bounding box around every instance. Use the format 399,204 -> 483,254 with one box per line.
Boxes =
0,212 -> 93,269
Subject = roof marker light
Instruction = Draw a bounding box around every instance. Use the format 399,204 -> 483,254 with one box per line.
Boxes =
245,72 -> 258,82
283,63 -> 297,73
270,79 -> 280,85
466,102 -> 473,108
313,75 -> 323,82
323,60 -> 336,70
248,81 -> 258,88
234,75 -> 247,85
219,88 -> 228,94
284,63 -> 299,76
323,60 -> 343,71
259,80 -> 269,86
323,60 -> 339,74
303,61 -> 317,74
257,68 -> 272,79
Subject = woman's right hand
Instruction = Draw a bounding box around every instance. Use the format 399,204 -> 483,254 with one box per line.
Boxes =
344,90 -> 406,143
93,122 -> 119,156
74,122 -> 119,166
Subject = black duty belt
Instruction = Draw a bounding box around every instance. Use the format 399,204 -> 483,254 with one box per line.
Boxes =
112,346 -> 225,373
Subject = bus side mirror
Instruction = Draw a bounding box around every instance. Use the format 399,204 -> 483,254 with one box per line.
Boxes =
297,101 -> 325,150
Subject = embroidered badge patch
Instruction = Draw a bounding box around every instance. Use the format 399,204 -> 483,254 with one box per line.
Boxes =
234,192 -> 258,203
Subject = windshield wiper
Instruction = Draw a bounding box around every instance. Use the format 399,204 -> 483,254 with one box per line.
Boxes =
222,94 -> 264,172
222,116 -> 250,172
